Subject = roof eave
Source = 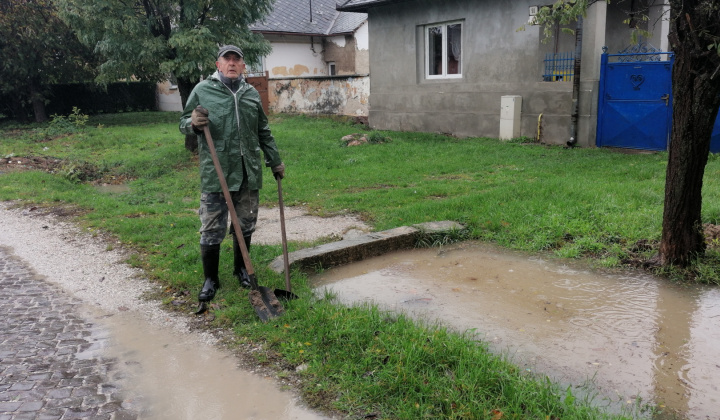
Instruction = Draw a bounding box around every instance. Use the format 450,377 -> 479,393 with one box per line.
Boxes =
336,0 -> 410,12
253,29 -> 355,37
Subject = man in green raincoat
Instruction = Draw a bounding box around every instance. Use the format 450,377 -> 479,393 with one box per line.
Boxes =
179,45 -> 285,302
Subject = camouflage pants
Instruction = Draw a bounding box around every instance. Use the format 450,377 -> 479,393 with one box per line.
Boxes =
198,188 -> 259,246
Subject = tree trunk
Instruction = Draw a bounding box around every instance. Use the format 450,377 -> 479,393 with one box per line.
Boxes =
9,97 -> 30,123
177,76 -> 199,152
659,2 -> 720,266
29,77 -> 48,123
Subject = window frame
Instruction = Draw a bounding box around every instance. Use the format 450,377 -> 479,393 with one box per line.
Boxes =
245,57 -> 266,77
425,20 -> 463,80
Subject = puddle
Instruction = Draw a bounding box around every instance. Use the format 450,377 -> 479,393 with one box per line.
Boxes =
87,310 -> 329,420
311,241 -> 720,419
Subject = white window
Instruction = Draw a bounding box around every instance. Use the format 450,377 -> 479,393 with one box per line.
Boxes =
328,61 -> 336,76
426,21 -> 462,79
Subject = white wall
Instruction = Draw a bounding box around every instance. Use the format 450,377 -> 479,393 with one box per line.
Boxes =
156,81 -> 182,112
265,38 -> 328,78
327,35 -> 346,47
355,21 -> 369,51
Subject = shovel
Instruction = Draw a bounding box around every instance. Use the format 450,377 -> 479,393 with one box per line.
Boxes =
273,175 -> 298,301
197,114 -> 284,322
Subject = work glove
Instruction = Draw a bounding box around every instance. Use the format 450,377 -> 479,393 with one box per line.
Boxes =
272,162 -> 285,180
191,106 -> 209,131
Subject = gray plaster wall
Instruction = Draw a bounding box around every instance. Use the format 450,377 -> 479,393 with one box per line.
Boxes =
366,0 -> 573,144
364,0 -> 637,147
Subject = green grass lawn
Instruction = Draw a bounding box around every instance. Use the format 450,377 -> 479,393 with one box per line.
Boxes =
2,111 -> 716,419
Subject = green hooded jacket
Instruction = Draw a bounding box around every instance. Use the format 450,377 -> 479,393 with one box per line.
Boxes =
179,71 -> 282,193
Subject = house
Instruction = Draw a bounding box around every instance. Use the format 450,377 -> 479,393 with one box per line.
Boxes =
156,1 -> 369,117
156,81 -> 182,112
251,0 -> 369,117
336,0 -> 677,148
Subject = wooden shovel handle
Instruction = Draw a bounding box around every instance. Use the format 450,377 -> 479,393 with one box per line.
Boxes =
202,125 -> 254,276
277,175 -> 292,292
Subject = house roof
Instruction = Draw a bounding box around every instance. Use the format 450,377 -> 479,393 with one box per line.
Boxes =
336,0 -> 413,12
251,0 -> 367,36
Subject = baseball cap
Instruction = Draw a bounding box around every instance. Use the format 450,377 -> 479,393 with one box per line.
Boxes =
217,45 -> 244,59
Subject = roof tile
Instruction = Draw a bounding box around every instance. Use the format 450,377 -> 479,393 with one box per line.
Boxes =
252,0 -> 366,35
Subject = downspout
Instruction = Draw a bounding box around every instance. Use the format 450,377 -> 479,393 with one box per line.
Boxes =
568,15 -> 583,147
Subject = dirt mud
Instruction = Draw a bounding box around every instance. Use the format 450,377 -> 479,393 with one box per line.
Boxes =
312,242 -> 720,419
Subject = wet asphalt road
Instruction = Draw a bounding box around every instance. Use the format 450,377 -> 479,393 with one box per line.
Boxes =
0,248 -> 139,420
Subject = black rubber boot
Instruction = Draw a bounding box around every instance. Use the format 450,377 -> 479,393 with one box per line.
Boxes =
198,244 -> 221,302
233,234 -> 252,289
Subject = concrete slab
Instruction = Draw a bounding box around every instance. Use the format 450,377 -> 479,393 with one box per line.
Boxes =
268,221 -> 464,273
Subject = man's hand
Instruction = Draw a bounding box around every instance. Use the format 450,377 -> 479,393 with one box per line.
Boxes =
192,106 -> 209,130
272,162 -> 285,179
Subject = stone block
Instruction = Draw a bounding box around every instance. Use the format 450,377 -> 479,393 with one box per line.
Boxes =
268,221 -> 465,273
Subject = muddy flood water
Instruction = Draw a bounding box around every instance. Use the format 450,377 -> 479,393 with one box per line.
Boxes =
311,241 -> 720,419
89,310 -> 329,420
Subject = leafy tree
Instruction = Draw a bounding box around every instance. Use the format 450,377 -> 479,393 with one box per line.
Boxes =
0,0 -> 96,122
533,0 -> 720,268
55,0 -> 273,113
56,0 -> 273,151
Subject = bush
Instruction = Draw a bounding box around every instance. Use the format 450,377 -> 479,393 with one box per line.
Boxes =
42,107 -> 90,138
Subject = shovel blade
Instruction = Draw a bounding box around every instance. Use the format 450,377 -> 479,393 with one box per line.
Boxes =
248,285 -> 285,322
273,288 -> 299,301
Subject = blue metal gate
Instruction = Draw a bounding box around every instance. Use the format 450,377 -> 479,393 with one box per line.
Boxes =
712,111 -> 720,153
597,50 -> 674,151
597,47 -> 720,151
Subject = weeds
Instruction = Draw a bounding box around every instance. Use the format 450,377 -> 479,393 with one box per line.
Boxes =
57,160 -> 103,183
367,131 -> 392,144
415,227 -> 470,248
42,107 -> 89,139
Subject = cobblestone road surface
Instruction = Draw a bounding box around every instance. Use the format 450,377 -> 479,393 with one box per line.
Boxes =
0,248 -> 139,420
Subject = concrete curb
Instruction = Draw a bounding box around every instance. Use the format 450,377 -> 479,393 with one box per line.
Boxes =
268,221 -> 465,273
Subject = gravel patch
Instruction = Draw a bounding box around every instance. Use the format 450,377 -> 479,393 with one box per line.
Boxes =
0,201 -> 370,345
253,206 -> 370,244
0,202 -> 208,341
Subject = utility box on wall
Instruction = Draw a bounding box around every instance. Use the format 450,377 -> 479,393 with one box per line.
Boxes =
499,95 -> 522,140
